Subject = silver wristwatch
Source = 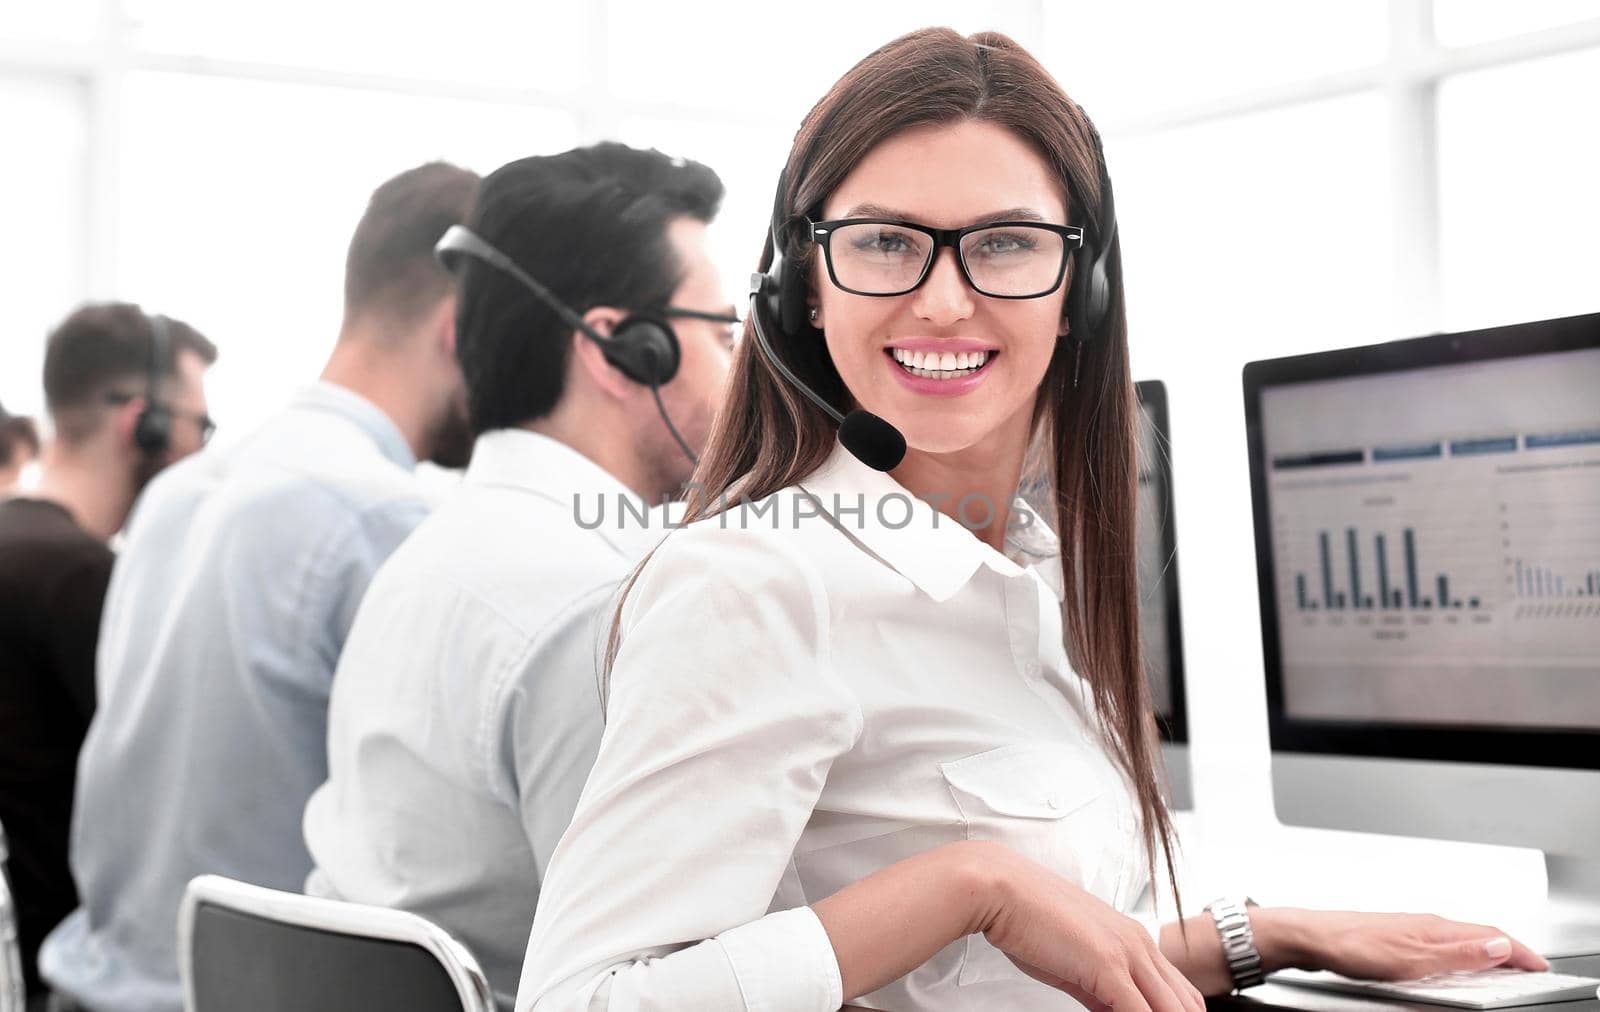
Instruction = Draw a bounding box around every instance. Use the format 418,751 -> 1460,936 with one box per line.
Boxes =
1204,896 -> 1265,991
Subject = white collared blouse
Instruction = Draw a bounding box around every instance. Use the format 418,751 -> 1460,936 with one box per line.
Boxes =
518,439 -> 1150,1012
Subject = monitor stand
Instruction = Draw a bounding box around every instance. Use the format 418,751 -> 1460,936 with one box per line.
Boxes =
1539,855 -> 1600,958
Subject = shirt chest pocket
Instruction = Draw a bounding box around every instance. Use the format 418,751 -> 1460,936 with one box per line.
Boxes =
938,741 -> 1133,988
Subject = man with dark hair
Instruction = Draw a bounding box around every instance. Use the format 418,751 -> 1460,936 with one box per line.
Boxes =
303,142 -> 735,1007
40,161 -> 479,1012
0,401 -> 40,491
0,305 -> 216,1006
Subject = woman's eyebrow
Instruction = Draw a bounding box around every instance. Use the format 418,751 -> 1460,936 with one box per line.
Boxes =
837,203 -> 1050,225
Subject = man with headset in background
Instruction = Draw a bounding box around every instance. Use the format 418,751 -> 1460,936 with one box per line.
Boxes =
40,161 -> 479,1012
0,304 -> 216,1008
0,400 -> 41,492
301,142 -> 735,1008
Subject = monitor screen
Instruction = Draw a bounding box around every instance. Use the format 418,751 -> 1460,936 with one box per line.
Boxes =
1136,380 -> 1187,744
1245,312 -> 1600,769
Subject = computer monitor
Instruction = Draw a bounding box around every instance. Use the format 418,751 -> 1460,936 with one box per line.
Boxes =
1243,311 -> 1600,950
1135,380 -> 1191,811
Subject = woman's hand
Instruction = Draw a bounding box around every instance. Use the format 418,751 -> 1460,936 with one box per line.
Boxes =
974,842 -> 1206,1012
1256,908 -> 1549,980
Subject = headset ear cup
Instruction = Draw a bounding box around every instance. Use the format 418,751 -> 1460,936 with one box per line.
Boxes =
757,271 -> 786,338
766,219 -> 818,339
755,247 -> 795,342
134,406 -> 171,456
606,316 -> 680,386
1086,258 -> 1111,333
1068,241 -> 1093,341
1068,240 -> 1113,342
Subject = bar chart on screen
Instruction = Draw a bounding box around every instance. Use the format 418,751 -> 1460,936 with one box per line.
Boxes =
1289,525 -> 1486,613
1263,408 -> 1599,730
1271,469 -> 1500,640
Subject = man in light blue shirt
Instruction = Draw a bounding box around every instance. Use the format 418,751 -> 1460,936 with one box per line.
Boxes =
40,161 -> 480,1012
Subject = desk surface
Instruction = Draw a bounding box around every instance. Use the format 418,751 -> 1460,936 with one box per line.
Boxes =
1209,955 -> 1600,1012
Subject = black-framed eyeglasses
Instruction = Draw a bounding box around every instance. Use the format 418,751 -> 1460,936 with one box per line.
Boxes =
661,305 -> 743,348
661,306 -> 741,326
104,391 -> 217,445
808,218 -> 1085,300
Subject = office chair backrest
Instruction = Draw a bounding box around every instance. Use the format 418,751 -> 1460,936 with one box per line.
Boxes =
178,875 -> 494,1012
1,820 -> 25,1012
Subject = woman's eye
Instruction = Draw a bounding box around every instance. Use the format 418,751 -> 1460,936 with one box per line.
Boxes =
852,230 -> 918,255
976,233 -> 1036,255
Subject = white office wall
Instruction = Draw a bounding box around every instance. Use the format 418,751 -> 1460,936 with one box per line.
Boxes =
1,2 -> 1597,897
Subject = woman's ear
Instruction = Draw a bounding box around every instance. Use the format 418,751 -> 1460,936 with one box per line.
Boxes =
807,260 -> 828,330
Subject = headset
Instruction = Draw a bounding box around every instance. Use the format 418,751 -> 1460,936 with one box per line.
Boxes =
746,121 -> 1120,473
133,312 -> 174,456
434,224 -> 698,464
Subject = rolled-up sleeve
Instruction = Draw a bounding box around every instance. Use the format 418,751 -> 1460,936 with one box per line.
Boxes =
516,524 -> 862,1012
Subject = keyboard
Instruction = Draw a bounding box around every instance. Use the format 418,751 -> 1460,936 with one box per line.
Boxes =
1269,967 -> 1600,1009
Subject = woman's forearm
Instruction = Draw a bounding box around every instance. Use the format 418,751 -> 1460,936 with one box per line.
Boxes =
812,840 -> 999,1000
1160,907 -> 1315,995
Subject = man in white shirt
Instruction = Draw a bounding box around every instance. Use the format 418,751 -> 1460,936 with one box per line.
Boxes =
40,161 -> 481,1012
301,142 -> 736,1009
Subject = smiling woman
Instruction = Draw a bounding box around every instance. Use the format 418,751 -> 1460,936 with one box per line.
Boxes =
515,27 -> 1547,1012
518,30 -> 1181,1012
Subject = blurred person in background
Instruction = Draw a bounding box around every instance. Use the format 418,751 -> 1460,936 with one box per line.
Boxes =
0,305 -> 215,1008
40,161 -> 479,1012
303,142 -> 736,1009
0,402 -> 40,492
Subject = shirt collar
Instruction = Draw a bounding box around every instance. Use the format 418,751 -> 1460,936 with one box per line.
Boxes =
290,381 -> 416,470
465,428 -> 666,559
796,439 -> 1064,604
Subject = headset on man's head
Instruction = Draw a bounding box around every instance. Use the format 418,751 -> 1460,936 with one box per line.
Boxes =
434,224 -> 699,465
134,313 -> 174,456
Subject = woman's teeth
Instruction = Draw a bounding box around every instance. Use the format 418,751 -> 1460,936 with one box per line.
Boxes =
889,348 -> 992,379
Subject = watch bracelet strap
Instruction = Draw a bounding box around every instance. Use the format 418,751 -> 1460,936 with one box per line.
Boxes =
1208,897 -> 1266,991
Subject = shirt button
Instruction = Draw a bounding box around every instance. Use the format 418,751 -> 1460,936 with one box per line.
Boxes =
1023,663 -> 1041,677
1047,795 -> 1062,810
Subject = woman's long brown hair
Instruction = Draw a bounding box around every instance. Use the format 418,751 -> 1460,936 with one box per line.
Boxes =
608,27 -> 1180,914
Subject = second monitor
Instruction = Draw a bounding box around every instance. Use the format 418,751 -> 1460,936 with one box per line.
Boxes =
1243,310 -> 1600,955
1136,379 -> 1191,811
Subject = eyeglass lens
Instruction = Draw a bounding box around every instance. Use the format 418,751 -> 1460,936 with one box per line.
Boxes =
827,222 -> 1067,297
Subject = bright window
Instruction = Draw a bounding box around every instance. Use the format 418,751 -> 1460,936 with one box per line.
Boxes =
1110,93 -> 1392,379
124,0 -> 584,91
1434,0 -> 1600,46
605,0 -> 1042,126
1040,0 -> 1388,122
0,2 -> 100,45
1437,46 -> 1600,331
116,71 -> 578,435
0,75 -> 87,420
